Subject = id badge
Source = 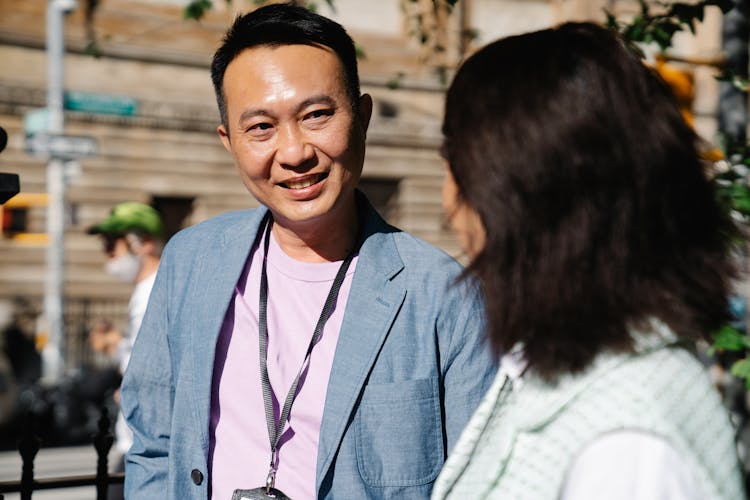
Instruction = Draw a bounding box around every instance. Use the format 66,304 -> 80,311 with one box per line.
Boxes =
232,487 -> 291,499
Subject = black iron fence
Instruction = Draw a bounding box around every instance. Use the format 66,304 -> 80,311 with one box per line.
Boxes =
0,407 -> 124,500
63,298 -> 128,371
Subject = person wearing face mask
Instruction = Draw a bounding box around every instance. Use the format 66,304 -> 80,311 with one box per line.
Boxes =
88,201 -> 163,491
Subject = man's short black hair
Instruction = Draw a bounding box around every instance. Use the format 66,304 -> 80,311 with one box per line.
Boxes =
211,2 -> 360,129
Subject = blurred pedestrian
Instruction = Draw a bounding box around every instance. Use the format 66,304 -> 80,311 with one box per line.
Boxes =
79,318 -> 122,431
88,317 -> 123,362
432,22 -> 745,500
2,297 -> 41,388
88,201 -> 163,486
120,4 -> 495,499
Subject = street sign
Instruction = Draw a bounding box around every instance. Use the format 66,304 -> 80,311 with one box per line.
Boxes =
24,108 -> 52,136
25,134 -> 98,159
64,91 -> 138,116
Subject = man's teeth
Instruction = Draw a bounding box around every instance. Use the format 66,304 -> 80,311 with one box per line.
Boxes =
285,176 -> 321,189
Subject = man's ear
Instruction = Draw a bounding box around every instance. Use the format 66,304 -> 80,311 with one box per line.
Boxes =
217,124 -> 232,152
357,94 -> 373,134
140,238 -> 156,257
125,233 -> 145,255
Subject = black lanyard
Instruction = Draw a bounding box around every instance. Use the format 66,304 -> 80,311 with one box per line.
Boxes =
258,214 -> 358,494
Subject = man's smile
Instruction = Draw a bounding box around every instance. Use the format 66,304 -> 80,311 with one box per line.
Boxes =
279,172 -> 329,190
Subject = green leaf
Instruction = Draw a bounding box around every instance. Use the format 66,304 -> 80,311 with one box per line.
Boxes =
733,196 -> 750,216
604,10 -> 619,30
386,75 -> 403,90
652,26 -> 674,49
183,0 -> 212,21
733,76 -> 750,91
638,0 -> 650,16
712,325 -> 749,351
731,359 -> 750,389
614,1 -> 728,50
625,17 -> 647,42
355,43 -> 366,60
84,40 -> 102,58
671,3 -> 703,24
654,20 -> 681,42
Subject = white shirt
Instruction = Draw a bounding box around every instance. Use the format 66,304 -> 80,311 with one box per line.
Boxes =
500,351 -> 709,500
118,272 -> 156,373
115,271 -> 157,455
561,430 -> 708,500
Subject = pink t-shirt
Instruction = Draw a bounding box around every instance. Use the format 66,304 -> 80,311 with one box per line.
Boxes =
208,229 -> 357,500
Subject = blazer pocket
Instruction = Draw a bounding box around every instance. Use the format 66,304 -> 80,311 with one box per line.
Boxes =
355,377 -> 443,487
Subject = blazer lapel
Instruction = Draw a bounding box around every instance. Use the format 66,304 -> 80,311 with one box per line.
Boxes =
190,208 -> 268,454
315,202 -> 406,489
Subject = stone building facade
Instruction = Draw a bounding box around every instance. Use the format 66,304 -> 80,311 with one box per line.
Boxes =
0,0 -> 729,368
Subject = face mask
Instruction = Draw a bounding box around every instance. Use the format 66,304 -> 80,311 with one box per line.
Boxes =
105,252 -> 141,283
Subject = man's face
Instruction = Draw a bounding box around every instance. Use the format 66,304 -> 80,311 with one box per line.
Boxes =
102,235 -> 129,260
218,44 -> 372,230
100,233 -> 146,283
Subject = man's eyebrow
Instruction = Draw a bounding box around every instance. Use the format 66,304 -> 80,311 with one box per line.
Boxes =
238,108 -> 272,125
296,95 -> 337,113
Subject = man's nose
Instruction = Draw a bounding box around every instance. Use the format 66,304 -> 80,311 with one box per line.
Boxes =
275,123 -> 314,167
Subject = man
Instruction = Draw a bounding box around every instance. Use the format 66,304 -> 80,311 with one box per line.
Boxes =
89,201 -> 164,476
89,201 -> 164,371
121,4 -> 495,499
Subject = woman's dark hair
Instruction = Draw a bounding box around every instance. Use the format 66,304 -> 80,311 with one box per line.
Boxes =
443,22 -> 738,379
210,2 -> 360,128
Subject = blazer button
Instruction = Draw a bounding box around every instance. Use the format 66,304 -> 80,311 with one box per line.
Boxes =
191,469 -> 204,485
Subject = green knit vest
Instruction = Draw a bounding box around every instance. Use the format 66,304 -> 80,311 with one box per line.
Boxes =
433,328 -> 744,500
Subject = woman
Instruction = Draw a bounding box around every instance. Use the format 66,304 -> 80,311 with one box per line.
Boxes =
433,22 -> 745,500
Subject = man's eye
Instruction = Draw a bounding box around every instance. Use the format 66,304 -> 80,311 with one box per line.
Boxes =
249,122 -> 273,131
306,109 -> 333,120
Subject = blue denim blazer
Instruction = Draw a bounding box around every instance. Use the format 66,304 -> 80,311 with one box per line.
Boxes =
121,195 -> 496,499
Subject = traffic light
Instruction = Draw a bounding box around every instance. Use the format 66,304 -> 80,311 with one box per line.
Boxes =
0,193 -> 48,243
2,206 -> 27,234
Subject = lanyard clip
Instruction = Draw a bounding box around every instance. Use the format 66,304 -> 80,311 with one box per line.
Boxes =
265,467 -> 276,494
266,450 -> 277,495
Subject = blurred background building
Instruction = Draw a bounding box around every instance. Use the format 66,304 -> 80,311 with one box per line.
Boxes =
0,0 -> 733,374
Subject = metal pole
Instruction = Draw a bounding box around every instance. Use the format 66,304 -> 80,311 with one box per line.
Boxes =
41,0 -> 75,383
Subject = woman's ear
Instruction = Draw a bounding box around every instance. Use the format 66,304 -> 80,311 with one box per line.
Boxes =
442,166 -> 486,259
